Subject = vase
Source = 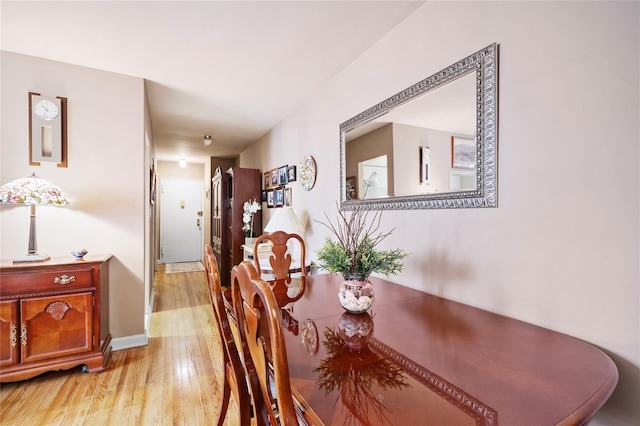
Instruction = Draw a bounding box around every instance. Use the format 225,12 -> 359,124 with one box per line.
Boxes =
244,237 -> 257,248
338,275 -> 374,314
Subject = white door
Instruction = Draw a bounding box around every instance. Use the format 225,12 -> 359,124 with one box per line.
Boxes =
160,178 -> 203,263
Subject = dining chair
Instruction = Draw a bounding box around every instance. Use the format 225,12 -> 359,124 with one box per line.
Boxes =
252,231 -> 307,280
204,245 -> 252,425
230,260 -> 301,425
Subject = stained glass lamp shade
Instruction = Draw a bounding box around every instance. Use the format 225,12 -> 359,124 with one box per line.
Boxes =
0,173 -> 70,263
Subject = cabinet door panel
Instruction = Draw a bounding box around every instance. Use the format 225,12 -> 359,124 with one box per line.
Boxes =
0,300 -> 19,367
20,293 -> 93,363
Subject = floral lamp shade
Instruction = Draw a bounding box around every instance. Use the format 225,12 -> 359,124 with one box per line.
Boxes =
0,173 -> 70,263
0,173 -> 70,206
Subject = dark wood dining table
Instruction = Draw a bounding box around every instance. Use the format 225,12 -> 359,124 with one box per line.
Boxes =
271,274 -> 618,426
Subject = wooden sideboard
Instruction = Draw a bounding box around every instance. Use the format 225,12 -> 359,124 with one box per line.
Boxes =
0,255 -> 112,382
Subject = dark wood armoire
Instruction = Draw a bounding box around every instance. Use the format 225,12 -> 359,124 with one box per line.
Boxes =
211,167 -> 261,286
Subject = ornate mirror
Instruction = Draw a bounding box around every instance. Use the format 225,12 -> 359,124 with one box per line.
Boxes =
340,43 -> 498,210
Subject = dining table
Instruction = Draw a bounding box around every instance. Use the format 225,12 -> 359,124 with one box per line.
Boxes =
269,273 -> 618,426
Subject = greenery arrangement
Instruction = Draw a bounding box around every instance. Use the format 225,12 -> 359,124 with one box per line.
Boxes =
316,207 -> 409,281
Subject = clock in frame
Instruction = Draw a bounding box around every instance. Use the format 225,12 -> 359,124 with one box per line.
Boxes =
29,92 -> 68,167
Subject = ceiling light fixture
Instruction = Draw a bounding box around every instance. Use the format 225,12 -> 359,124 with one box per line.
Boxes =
179,158 -> 187,167
203,135 -> 212,147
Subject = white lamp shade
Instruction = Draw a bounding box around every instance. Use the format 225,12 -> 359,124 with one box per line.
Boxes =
264,206 -> 304,235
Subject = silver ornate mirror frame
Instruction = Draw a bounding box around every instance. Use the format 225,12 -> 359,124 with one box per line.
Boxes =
340,43 -> 498,210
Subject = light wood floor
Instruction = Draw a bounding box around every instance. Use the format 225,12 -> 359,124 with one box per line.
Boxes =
0,265 -> 239,425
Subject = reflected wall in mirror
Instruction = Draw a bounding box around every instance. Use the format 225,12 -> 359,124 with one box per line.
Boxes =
340,43 -> 498,210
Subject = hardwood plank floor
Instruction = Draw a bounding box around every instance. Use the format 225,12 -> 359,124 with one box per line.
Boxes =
0,265 -> 239,425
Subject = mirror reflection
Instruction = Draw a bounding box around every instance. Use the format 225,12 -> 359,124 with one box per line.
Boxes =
346,72 -> 476,198
340,43 -> 498,210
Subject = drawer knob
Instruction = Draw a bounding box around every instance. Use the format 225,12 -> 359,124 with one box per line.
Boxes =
54,275 -> 75,285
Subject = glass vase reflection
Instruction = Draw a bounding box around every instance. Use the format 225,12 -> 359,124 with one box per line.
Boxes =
338,279 -> 374,314
338,312 -> 374,349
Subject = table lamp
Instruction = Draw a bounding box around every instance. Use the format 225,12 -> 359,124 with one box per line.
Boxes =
0,173 -> 70,263
264,206 -> 304,236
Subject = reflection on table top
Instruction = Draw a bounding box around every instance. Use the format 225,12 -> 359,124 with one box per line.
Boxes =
274,274 -> 618,426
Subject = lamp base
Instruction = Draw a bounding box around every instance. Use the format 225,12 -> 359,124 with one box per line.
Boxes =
13,252 -> 50,263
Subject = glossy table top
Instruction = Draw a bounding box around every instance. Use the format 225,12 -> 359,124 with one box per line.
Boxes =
275,274 -> 618,426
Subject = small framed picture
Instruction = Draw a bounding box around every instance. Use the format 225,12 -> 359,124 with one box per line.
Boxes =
420,146 -> 431,183
346,176 -> 357,200
271,169 -> 279,187
275,186 -> 284,207
261,190 -> 267,202
278,165 -> 289,185
267,190 -> 274,208
264,172 -> 271,189
451,136 -> 476,169
287,165 -> 297,182
284,187 -> 292,206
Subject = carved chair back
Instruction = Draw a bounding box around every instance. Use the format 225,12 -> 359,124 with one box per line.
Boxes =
231,260 -> 299,425
253,231 -> 306,280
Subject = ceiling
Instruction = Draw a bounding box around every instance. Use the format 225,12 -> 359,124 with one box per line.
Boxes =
1,1 -> 424,164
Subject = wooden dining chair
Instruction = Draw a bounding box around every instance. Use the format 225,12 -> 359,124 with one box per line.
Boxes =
203,245 -> 252,425
231,260 -> 301,425
252,231 -> 307,280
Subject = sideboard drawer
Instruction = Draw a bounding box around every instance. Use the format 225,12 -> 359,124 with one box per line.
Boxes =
0,268 -> 95,296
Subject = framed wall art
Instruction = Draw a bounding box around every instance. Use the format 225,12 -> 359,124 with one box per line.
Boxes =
287,165 -> 297,182
420,146 -> 431,183
451,136 -> 476,169
274,187 -> 284,207
271,169 -> 279,187
267,190 -> 274,208
284,187 -> 292,206
278,165 -> 288,185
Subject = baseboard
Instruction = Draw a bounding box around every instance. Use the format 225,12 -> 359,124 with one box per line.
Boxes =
110,333 -> 149,351
146,288 -> 156,332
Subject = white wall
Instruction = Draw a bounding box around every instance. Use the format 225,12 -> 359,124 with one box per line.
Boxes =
0,51 -> 147,341
240,2 -> 639,424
